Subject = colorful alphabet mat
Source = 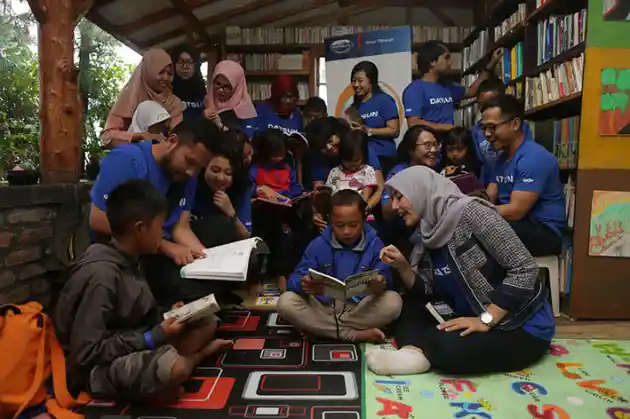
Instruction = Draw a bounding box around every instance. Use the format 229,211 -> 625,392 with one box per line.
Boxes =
363,339 -> 630,419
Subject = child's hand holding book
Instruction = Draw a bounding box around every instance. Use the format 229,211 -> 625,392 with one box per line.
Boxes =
161,317 -> 186,339
367,275 -> 387,295
301,275 -> 324,295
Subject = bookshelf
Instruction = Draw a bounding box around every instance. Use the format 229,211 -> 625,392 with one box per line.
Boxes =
460,0 -> 590,307
221,26 -> 474,103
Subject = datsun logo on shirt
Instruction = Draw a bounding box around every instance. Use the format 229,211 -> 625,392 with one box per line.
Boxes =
495,175 -> 514,184
267,124 -> 300,136
330,39 -> 354,54
429,97 -> 453,105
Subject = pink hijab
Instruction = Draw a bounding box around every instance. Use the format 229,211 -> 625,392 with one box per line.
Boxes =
205,60 -> 257,119
109,48 -> 183,122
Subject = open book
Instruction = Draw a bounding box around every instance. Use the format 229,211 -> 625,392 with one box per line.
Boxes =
180,237 -> 269,281
253,192 -> 313,208
163,293 -> 220,323
308,268 -> 379,301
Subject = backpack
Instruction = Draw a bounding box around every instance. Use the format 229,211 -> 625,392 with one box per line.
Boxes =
0,302 -> 91,419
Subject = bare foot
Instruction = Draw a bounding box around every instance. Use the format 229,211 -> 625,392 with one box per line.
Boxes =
351,328 -> 386,343
203,339 -> 234,357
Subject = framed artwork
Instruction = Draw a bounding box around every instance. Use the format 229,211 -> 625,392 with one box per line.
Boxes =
603,0 -> 630,21
589,190 -> 630,257
600,68 -> 630,135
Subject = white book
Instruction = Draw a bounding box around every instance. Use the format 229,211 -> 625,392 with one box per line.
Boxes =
163,293 -> 220,323
180,237 -> 269,281
308,268 -> 379,301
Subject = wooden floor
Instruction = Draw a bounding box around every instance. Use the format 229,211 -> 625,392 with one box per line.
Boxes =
555,316 -> 630,339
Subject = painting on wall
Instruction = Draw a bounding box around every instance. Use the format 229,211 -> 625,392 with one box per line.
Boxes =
589,190 -> 630,257
600,68 -> 630,135
603,0 -> 630,21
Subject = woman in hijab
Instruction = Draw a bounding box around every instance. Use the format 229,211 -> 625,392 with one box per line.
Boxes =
367,166 -> 553,376
203,60 -> 257,138
172,46 -> 207,121
255,75 -> 303,136
101,48 -> 183,147
128,100 -> 172,140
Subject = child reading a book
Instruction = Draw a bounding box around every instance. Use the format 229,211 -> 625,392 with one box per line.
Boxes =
250,129 -> 304,290
54,180 -> 232,400
325,130 -> 380,213
438,126 -> 481,178
277,189 -> 402,342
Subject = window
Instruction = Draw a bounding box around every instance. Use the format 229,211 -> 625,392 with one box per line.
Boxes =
317,57 -> 328,106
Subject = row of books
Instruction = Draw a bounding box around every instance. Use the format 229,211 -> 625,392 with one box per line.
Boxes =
531,115 -> 580,169
225,26 -> 474,46
525,53 -> 584,111
226,53 -> 309,72
499,43 -> 524,83
248,82 -> 310,101
454,104 -> 478,128
463,29 -> 490,71
536,10 -> 587,66
505,81 -> 525,100
493,3 -> 527,40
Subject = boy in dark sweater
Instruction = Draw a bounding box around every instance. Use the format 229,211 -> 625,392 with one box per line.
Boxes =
54,179 -> 232,400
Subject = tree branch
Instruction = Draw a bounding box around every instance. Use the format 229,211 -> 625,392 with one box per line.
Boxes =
26,0 -> 47,24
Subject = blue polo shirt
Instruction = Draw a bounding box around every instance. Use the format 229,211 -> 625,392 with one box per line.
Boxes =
357,92 -> 399,158
90,141 -> 196,238
255,102 -> 303,136
309,148 -> 382,183
381,162 -> 410,205
490,136 -> 566,235
403,80 -> 466,124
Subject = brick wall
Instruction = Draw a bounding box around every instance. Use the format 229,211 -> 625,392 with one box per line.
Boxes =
0,184 -> 91,307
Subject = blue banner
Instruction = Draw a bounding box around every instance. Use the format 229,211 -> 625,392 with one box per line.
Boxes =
324,26 -> 412,62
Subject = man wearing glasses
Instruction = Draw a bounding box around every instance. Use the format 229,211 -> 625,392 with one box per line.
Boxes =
482,94 -> 565,257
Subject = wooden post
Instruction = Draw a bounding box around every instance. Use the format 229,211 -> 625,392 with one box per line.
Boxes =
29,0 -> 83,184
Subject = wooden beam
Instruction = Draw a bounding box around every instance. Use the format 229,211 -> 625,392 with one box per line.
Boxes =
290,4 -> 379,27
428,6 -> 457,26
249,0 -> 337,27
339,0 -> 470,7
168,0 -> 214,48
144,0 -> 285,47
37,0 -> 82,183
26,0 -> 47,23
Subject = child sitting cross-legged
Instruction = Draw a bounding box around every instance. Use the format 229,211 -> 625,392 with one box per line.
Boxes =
54,179 -> 233,401
277,189 -> 402,342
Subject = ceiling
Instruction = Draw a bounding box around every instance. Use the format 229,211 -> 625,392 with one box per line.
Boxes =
86,0 -> 474,54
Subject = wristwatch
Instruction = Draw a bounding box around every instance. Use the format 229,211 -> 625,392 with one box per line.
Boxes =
366,128 -> 373,137
480,311 -> 495,327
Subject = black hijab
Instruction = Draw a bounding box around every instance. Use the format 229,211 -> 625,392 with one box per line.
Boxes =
170,46 -> 207,103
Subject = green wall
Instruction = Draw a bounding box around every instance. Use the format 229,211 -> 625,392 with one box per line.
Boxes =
588,0 -> 630,48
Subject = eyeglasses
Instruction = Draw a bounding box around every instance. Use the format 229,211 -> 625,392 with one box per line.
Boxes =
480,118 -> 515,135
176,60 -> 195,67
213,81 -> 233,92
416,141 -> 440,151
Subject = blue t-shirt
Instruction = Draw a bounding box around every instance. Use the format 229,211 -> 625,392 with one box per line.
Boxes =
381,162 -> 410,205
490,136 -> 566,235
182,99 -> 204,121
403,80 -> 466,124
430,246 -> 555,341
90,141 -> 196,237
357,93 -> 399,158
309,148 -> 382,183
255,102 -> 303,136
429,247 -> 473,316
472,122 -> 501,186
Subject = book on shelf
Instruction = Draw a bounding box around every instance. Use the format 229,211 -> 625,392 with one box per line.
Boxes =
493,3 -> 527,40
180,237 -> 269,281
226,25 -> 473,46
500,43 -> 524,83
525,53 -> 584,111
226,52 -> 309,72
307,268 -> 379,301
564,174 -> 576,230
163,293 -> 220,323
531,115 -> 580,168
463,29 -> 490,71
248,82 -> 310,102
505,81 -> 524,100
536,10 -> 587,66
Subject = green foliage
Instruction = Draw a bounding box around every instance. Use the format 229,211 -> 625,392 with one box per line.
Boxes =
0,10 -> 134,175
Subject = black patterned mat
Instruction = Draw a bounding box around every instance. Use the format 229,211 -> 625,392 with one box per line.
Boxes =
84,310 -> 362,419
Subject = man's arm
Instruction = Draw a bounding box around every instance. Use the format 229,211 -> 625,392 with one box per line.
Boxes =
486,182 -> 499,204
498,191 -> 539,221
465,49 -> 504,98
171,211 -> 206,254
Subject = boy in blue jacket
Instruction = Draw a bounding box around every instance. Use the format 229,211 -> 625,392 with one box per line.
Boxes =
277,190 -> 402,342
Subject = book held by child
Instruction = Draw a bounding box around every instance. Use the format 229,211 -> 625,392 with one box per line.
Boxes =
163,293 -> 220,323
180,237 -> 269,281
308,268 -> 379,301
